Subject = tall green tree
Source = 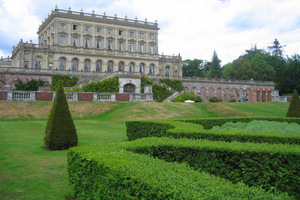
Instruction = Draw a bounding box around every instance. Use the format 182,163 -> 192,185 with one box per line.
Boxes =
182,59 -> 204,77
207,50 -> 222,78
44,83 -> 78,150
251,53 -> 276,81
268,38 -> 285,58
284,54 -> 300,94
223,57 -> 257,80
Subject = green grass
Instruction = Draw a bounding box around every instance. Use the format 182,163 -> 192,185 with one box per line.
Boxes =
213,120 -> 300,133
0,102 -> 292,199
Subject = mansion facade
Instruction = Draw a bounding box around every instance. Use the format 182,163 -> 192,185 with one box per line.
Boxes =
11,7 -> 182,77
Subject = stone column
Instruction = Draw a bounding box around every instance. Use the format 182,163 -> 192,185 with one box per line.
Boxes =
68,23 -> 72,46
103,27 -> 107,49
80,24 -> 84,47
114,28 -> 118,50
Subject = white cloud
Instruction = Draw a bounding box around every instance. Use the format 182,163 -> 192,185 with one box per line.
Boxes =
0,0 -> 40,43
0,0 -> 300,64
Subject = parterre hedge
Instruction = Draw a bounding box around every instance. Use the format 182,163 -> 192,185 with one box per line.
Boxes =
67,138 -> 293,199
127,137 -> 300,199
126,118 -> 300,144
68,117 -> 300,199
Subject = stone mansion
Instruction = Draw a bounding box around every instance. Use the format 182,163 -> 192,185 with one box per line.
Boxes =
11,7 -> 182,77
0,7 -> 276,102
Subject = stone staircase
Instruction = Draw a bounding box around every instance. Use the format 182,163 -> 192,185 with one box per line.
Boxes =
76,72 -> 118,89
163,90 -> 184,102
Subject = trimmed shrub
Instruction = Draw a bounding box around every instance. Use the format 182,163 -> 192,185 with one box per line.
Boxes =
172,91 -> 196,102
51,75 -> 78,90
128,137 -> 299,198
126,118 -> 300,144
44,83 -> 78,150
209,96 -> 222,102
195,96 -> 203,102
286,89 -> 300,117
67,139 -> 292,199
230,98 -> 237,102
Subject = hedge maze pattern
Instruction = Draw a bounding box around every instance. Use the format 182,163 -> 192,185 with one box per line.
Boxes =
68,117 -> 300,199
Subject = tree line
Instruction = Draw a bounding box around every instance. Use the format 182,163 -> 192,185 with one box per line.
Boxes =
183,39 -> 300,95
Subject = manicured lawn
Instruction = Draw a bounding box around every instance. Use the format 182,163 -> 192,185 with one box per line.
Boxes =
0,102 -> 291,199
0,119 -> 127,200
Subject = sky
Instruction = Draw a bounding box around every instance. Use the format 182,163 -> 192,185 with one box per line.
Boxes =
0,0 -> 300,65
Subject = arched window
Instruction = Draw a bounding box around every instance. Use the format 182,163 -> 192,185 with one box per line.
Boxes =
59,57 -> 66,71
165,66 -> 170,76
118,62 -> 124,72
257,91 -> 260,102
139,63 -> 144,74
96,60 -> 102,73
35,57 -> 42,71
107,61 -> 113,73
129,62 -> 134,73
124,83 -> 135,93
72,58 -> 78,72
149,64 -> 154,75
262,91 -> 266,102
84,59 -> 90,72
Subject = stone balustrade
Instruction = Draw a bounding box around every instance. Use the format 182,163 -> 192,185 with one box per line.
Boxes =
2,90 -> 153,102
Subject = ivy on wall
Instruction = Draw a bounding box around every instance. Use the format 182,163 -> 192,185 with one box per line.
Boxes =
51,75 -> 78,91
15,78 -> 45,91
141,76 -> 173,102
159,79 -> 184,92
81,76 -> 119,93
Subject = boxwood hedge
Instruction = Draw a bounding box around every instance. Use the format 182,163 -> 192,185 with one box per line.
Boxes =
67,138 -> 293,199
127,137 -> 300,199
126,118 -> 300,144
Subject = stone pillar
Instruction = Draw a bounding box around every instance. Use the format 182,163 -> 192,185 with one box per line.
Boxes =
7,91 -> 13,101
114,28 -> 118,50
68,23 -> 72,46
80,25 -> 84,47
103,27 -> 107,49
92,26 -> 95,48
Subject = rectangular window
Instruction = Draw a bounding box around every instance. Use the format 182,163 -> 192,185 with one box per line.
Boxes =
60,23 -> 66,29
119,30 -> 123,36
85,38 -> 90,48
73,37 -> 78,47
140,32 -> 144,38
140,43 -> 144,53
24,61 -> 28,69
73,25 -> 78,30
108,29 -> 113,34
130,31 -> 134,37
150,33 -> 154,39
150,45 -> 154,54
60,35 -> 66,45
129,43 -> 134,52
108,40 -> 113,50
97,27 -> 102,33
85,26 -> 90,31
119,41 -> 123,51
97,39 -> 101,49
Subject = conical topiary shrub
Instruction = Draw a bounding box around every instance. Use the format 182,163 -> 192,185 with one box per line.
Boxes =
286,89 -> 300,117
44,83 -> 78,150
